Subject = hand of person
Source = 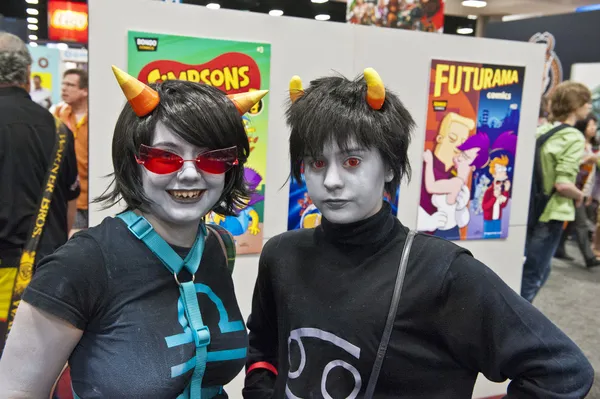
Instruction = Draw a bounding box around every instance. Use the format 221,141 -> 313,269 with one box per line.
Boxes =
504,180 -> 511,192
248,224 -> 261,236
576,195 -> 585,208
500,195 -> 508,204
432,211 -> 448,229
586,196 -> 593,207
423,150 -> 434,164
456,185 -> 470,210
417,207 -> 447,232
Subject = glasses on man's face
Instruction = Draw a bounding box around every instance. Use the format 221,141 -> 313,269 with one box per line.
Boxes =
136,145 -> 238,175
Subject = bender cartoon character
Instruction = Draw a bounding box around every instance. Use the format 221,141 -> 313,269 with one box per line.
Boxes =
418,112 -> 476,237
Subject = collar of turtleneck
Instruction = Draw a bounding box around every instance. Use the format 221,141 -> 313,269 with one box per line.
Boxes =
318,201 -> 398,249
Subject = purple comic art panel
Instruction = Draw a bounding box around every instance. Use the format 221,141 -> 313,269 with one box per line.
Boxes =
417,59 -> 525,241
287,174 -> 399,231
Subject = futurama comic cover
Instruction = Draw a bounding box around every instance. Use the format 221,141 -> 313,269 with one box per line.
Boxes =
128,31 -> 271,254
288,176 -> 400,231
417,59 -> 525,241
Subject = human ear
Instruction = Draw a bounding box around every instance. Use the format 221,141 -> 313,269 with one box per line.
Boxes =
385,169 -> 394,183
436,135 -> 444,144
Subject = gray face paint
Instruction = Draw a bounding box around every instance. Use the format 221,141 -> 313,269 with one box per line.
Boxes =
303,139 -> 392,225
140,122 -> 225,229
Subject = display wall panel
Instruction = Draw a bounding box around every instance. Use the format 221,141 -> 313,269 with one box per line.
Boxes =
352,26 -> 544,237
88,0 -> 545,397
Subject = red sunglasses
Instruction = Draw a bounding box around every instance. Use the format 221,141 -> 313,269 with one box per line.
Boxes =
136,145 -> 239,175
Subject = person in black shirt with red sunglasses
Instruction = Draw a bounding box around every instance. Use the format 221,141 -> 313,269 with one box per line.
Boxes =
0,67 -> 267,398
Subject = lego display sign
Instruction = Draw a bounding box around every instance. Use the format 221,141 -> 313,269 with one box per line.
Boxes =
417,59 -> 525,241
48,0 -> 88,44
128,31 -> 271,255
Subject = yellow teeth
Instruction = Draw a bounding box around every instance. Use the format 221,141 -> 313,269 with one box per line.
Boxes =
169,190 -> 202,199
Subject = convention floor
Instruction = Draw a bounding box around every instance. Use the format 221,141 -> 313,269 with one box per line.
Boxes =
534,241 -> 600,398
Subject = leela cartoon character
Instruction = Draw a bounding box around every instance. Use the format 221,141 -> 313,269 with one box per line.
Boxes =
212,167 -> 264,237
242,67 -> 594,399
422,132 -> 490,240
0,66 -> 267,398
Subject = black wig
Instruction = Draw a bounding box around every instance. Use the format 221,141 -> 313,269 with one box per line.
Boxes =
96,79 -> 250,216
286,72 -> 415,198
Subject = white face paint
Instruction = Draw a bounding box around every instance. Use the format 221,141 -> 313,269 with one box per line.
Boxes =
303,139 -> 392,225
140,122 -> 225,229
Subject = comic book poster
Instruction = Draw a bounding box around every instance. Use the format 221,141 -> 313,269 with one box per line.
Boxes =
27,44 -> 61,109
288,175 -> 400,231
128,31 -> 271,254
346,0 -> 444,33
417,59 -> 525,241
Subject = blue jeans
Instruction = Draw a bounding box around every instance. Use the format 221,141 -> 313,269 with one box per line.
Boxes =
521,220 -> 564,302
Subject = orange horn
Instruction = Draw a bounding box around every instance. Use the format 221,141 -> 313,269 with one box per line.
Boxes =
227,90 -> 269,115
364,67 -> 385,110
289,75 -> 304,103
111,65 -> 160,117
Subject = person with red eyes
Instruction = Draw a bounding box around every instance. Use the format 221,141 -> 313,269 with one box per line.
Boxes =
0,66 -> 267,398
243,69 -> 593,399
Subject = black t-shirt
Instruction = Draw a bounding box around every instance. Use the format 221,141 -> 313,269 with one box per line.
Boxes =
23,217 -> 247,398
244,204 -> 594,398
0,87 -> 80,262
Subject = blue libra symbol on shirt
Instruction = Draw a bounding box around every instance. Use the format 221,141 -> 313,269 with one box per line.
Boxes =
165,283 -> 247,378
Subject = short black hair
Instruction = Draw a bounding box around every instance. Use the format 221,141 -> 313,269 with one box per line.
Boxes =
575,112 -> 599,145
96,79 -> 250,216
287,72 -> 414,199
63,68 -> 88,89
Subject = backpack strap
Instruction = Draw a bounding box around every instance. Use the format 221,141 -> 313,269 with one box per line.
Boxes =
206,224 -> 236,275
534,123 -> 569,196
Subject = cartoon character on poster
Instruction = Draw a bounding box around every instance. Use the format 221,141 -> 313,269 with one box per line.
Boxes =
417,60 -> 525,240
347,0 -> 445,32
288,174 -> 400,231
128,31 -> 271,254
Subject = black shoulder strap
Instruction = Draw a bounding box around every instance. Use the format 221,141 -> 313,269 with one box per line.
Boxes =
533,123 -> 569,197
364,230 -> 417,398
536,123 -> 569,148
6,117 -> 68,337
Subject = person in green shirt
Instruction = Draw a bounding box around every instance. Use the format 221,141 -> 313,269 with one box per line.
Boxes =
521,81 -> 593,302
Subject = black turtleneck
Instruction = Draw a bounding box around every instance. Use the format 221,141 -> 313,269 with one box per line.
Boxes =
316,202 -> 401,256
243,206 -> 594,398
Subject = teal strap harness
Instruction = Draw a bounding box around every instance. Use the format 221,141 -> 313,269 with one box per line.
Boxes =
117,211 -> 219,399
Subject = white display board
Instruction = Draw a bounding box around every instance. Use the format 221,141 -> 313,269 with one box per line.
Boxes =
88,0 -> 545,396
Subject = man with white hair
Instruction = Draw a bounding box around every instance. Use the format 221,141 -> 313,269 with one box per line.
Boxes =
0,32 -> 80,352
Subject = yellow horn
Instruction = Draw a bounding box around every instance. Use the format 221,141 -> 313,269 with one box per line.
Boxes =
111,65 -> 160,117
289,75 -> 304,103
227,90 -> 269,115
364,67 -> 385,110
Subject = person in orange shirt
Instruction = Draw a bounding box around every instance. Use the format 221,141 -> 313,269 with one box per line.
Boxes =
54,69 -> 88,233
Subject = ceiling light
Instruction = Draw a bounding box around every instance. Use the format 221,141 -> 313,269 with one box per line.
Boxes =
28,24 -> 39,31
25,0 -> 39,4
29,42 -> 38,47
457,27 -> 474,34
56,43 -> 69,51
269,9 -> 284,16
26,8 -> 39,15
467,15 -> 478,19
312,0 -> 329,3
206,3 -> 220,9
28,34 -> 38,40
27,17 -> 38,23
461,0 -> 487,7
315,14 -> 330,21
